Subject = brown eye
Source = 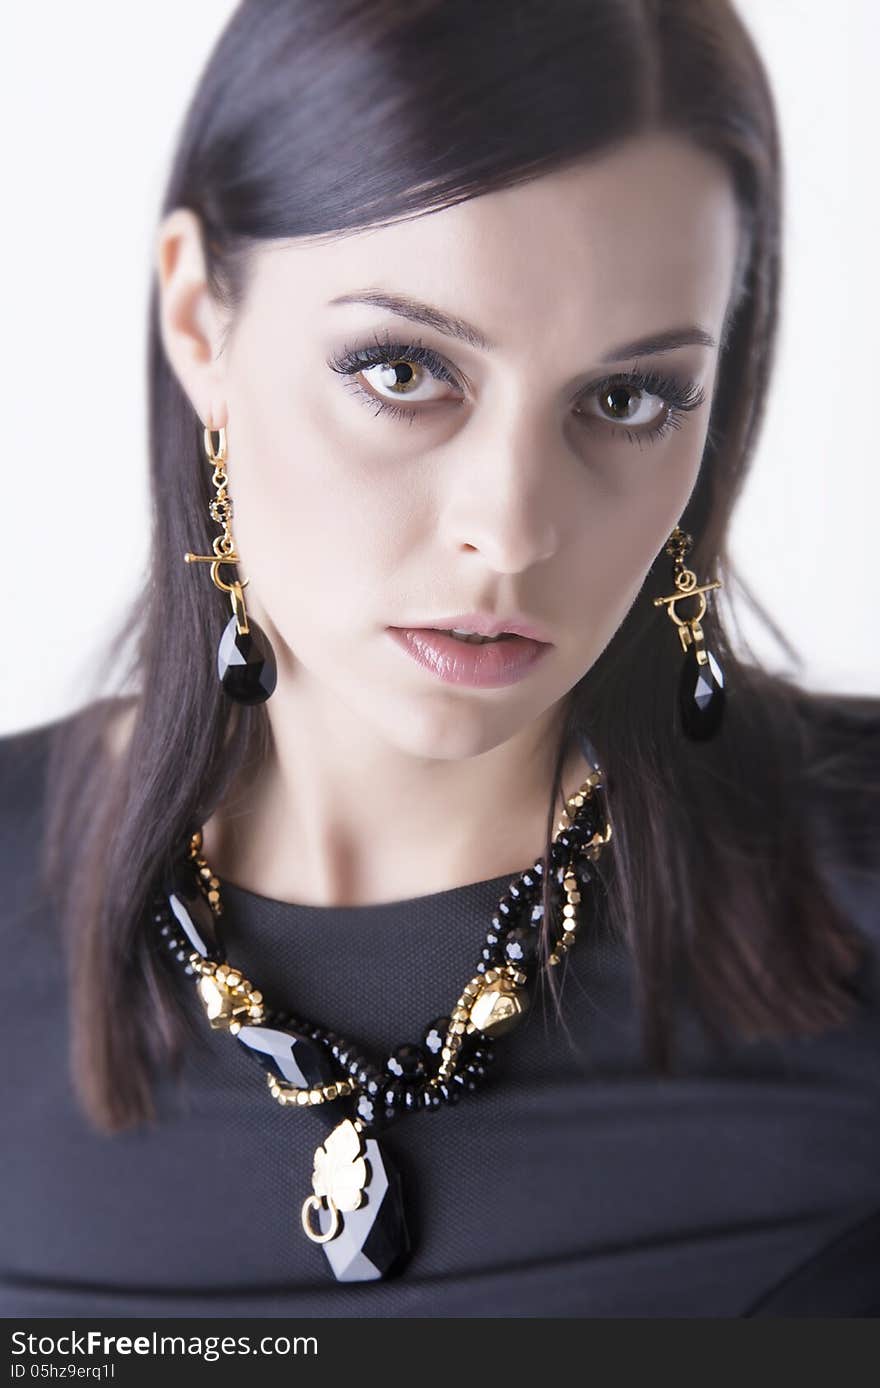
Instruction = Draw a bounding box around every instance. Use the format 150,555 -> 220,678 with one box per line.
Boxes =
590,383 -> 666,430
360,358 -> 450,406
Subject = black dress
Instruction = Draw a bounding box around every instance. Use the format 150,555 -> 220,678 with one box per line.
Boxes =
1,697 -> 879,1317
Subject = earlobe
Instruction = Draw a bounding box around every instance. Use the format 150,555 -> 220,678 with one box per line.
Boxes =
154,207 -> 224,418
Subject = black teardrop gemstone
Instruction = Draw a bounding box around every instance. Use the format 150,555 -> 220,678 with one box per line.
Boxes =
678,643 -> 725,740
166,860 -> 225,962
236,1024 -> 338,1089
217,614 -> 277,704
315,1134 -> 410,1281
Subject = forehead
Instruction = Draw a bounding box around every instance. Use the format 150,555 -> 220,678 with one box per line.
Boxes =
251,131 -> 742,352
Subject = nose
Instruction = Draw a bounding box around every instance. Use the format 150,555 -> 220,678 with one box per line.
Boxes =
440,429 -> 562,574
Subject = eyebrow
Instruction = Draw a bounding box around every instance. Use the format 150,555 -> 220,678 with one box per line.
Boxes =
328,289 -> 716,360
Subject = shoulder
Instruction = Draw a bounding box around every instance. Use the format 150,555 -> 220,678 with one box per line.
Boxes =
0,696 -> 136,919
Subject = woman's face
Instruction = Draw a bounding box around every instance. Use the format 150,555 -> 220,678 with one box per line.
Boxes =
158,131 -> 741,764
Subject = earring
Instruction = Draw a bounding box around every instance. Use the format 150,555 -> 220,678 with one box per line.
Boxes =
653,525 -> 725,740
184,424 -> 278,704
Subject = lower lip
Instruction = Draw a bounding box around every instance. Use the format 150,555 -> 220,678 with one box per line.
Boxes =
387,627 -> 552,687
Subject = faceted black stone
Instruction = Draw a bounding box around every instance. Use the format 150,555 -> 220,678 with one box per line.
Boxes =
165,861 -> 225,962
386,1043 -> 427,1079
577,728 -> 601,770
236,1024 -> 337,1089
315,1134 -> 410,1280
678,643 -> 725,740
423,1017 -> 450,1057
217,613 -> 277,705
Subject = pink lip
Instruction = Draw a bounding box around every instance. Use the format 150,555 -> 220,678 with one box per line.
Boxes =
387,627 -> 552,688
409,612 -> 552,642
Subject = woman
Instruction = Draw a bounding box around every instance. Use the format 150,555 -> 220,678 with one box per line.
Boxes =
1,0 -> 878,1317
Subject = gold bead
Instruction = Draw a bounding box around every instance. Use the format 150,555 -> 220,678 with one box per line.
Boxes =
563,930 -> 576,946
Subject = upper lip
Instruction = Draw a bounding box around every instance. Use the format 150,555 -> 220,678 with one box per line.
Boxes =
393,612 -> 553,643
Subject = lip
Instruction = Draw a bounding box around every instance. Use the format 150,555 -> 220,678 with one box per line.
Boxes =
408,612 -> 553,642
387,626 -> 552,688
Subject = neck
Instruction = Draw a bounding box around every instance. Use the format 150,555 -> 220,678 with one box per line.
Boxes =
198,683 -> 593,909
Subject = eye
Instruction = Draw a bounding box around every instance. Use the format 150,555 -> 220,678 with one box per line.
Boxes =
327,331 -> 463,424
574,368 -> 706,447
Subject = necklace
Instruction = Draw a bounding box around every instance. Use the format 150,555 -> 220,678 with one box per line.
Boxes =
152,754 -> 612,1282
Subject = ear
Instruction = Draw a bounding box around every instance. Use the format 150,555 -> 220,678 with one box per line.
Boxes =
154,208 -> 228,426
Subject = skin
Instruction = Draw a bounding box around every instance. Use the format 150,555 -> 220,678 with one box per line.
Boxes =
153,130 -> 741,907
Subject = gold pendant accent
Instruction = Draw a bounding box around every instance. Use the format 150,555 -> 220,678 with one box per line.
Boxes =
301,1118 -> 370,1244
192,959 -> 265,1032
468,971 -> 529,1036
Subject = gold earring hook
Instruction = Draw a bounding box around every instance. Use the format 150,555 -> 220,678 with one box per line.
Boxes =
183,423 -> 251,634
653,525 -> 721,657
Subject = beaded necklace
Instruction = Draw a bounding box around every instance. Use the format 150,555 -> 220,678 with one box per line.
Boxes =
152,749 -> 612,1282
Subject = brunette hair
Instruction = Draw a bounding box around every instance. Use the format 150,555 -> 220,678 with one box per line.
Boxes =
40,0 -> 872,1131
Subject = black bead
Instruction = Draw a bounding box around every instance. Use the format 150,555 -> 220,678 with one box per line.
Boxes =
422,1017 -> 450,1058
481,944 -> 504,967
217,613 -> 278,705
504,925 -> 537,967
678,642 -> 725,739
386,1043 -> 427,1080
382,1079 -> 405,1108
355,1093 -> 377,1126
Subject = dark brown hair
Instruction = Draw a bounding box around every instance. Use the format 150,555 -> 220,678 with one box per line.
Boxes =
41,0 -> 870,1132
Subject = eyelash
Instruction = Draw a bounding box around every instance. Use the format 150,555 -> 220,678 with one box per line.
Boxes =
326,329 -> 706,447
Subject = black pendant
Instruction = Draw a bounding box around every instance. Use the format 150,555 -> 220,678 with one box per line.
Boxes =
166,861 -> 225,962
301,1118 -> 410,1281
236,1023 -> 339,1090
678,642 -> 725,740
217,614 -> 277,704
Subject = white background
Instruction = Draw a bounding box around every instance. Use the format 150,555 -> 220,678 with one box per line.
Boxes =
2,1 -> 877,735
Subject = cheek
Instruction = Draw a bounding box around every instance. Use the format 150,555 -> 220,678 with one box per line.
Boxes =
223,416 -> 415,636
559,439 -> 704,655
